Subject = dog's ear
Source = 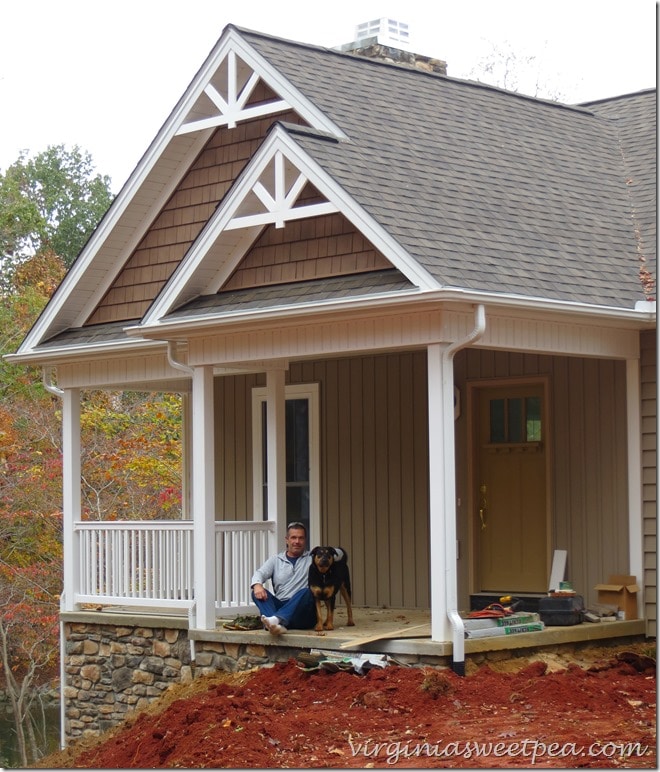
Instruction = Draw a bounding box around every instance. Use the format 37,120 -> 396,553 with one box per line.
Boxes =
311,546 -> 321,555
329,547 -> 338,556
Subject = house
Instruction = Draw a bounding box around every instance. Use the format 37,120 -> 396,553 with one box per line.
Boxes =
8,23 -> 656,739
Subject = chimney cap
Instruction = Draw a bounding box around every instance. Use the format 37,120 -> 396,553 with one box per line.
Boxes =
354,17 -> 411,49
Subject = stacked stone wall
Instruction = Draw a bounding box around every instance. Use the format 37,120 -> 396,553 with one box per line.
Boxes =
63,621 -> 299,742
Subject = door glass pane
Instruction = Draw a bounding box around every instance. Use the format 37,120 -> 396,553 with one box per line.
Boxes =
489,399 -> 505,442
507,398 -> 523,443
526,396 -> 542,441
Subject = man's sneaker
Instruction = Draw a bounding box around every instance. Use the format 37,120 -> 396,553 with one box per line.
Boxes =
261,615 -> 287,635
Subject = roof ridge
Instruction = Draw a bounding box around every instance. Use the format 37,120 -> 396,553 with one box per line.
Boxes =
234,23 -> 598,115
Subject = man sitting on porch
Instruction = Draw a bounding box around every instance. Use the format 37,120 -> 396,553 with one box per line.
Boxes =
250,521 -> 317,635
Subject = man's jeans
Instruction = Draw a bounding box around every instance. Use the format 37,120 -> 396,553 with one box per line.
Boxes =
252,586 -> 317,629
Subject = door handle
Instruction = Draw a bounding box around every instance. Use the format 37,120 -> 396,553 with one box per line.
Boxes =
479,483 -> 487,530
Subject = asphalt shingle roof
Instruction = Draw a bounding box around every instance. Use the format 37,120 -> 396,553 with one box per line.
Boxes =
167,268 -> 415,319
240,28 -> 655,308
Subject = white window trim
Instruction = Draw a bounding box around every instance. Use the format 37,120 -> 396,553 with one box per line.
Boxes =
251,383 -> 320,546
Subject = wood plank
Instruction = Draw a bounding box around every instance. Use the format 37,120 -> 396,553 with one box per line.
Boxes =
339,623 -> 429,648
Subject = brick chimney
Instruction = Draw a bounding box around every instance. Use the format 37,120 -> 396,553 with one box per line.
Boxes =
334,18 -> 447,76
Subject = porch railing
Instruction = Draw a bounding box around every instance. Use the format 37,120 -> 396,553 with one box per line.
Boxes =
74,519 -> 276,617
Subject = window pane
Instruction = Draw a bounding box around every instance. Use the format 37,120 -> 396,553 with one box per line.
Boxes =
261,401 -> 268,518
286,399 -> 309,483
262,398 -> 311,520
489,399 -> 505,442
286,486 -> 310,522
526,396 -> 542,441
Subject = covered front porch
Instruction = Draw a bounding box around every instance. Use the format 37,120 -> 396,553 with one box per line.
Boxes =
56,299 -> 651,677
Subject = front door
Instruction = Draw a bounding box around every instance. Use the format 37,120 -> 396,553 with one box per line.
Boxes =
472,381 -> 548,593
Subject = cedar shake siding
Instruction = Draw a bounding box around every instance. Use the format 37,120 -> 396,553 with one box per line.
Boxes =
86,109 -> 304,325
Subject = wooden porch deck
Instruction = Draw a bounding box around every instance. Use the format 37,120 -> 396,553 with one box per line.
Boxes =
64,604 -> 647,661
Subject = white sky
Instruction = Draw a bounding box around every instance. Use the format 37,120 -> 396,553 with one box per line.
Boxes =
1,0 -> 656,192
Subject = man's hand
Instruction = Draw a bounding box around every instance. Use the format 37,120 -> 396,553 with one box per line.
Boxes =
252,583 -> 267,600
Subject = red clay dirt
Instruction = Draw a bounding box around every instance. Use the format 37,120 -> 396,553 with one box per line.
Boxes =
37,645 -> 655,769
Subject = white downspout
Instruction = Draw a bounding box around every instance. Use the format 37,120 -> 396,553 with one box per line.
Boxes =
442,304 -> 486,674
43,368 -> 64,397
167,340 -> 194,376
43,370 -> 70,748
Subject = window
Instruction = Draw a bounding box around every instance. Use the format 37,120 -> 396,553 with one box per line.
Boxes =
252,384 -> 320,543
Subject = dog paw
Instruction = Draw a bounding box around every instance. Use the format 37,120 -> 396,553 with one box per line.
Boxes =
346,620 -> 356,627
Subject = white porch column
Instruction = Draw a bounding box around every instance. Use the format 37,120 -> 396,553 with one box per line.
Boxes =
61,388 -> 81,612
626,357 -> 644,615
266,367 -> 287,550
191,366 -> 216,629
427,344 -> 457,643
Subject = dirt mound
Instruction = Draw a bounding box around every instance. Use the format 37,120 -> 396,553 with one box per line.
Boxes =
36,645 -> 656,768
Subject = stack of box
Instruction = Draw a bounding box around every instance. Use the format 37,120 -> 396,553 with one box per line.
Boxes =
463,612 -> 544,639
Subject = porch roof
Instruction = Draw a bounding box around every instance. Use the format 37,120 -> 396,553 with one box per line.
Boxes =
164,268 -> 416,320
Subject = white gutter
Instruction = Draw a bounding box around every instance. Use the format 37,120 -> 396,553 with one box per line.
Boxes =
6,291 -> 653,367
125,288 -> 656,339
443,304 -> 487,675
5,336 -> 163,365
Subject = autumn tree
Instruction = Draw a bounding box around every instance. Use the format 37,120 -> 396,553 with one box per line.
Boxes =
0,510 -> 61,767
0,145 -> 181,763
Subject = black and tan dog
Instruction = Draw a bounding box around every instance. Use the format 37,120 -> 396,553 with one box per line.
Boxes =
308,546 -> 355,631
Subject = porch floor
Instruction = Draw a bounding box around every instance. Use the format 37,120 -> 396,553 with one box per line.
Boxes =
64,605 -> 647,660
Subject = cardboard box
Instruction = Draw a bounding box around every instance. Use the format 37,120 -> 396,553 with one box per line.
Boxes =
594,575 -> 639,620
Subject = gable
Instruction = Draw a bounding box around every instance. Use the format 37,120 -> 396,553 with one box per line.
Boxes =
15,24 -> 348,355
86,109 -> 305,326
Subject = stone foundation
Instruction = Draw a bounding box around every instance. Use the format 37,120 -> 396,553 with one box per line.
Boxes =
63,621 -> 317,742
63,618 -> 647,744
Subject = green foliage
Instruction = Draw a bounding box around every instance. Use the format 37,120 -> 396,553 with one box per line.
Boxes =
0,144 -> 113,293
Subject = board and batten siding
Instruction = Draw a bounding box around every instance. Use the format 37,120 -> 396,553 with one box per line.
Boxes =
213,348 -> 639,615
289,355 -> 430,610
212,354 -> 431,609
455,349 -> 631,610
640,330 -> 656,636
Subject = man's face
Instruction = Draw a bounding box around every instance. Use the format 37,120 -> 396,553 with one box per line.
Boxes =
285,527 -> 306,557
